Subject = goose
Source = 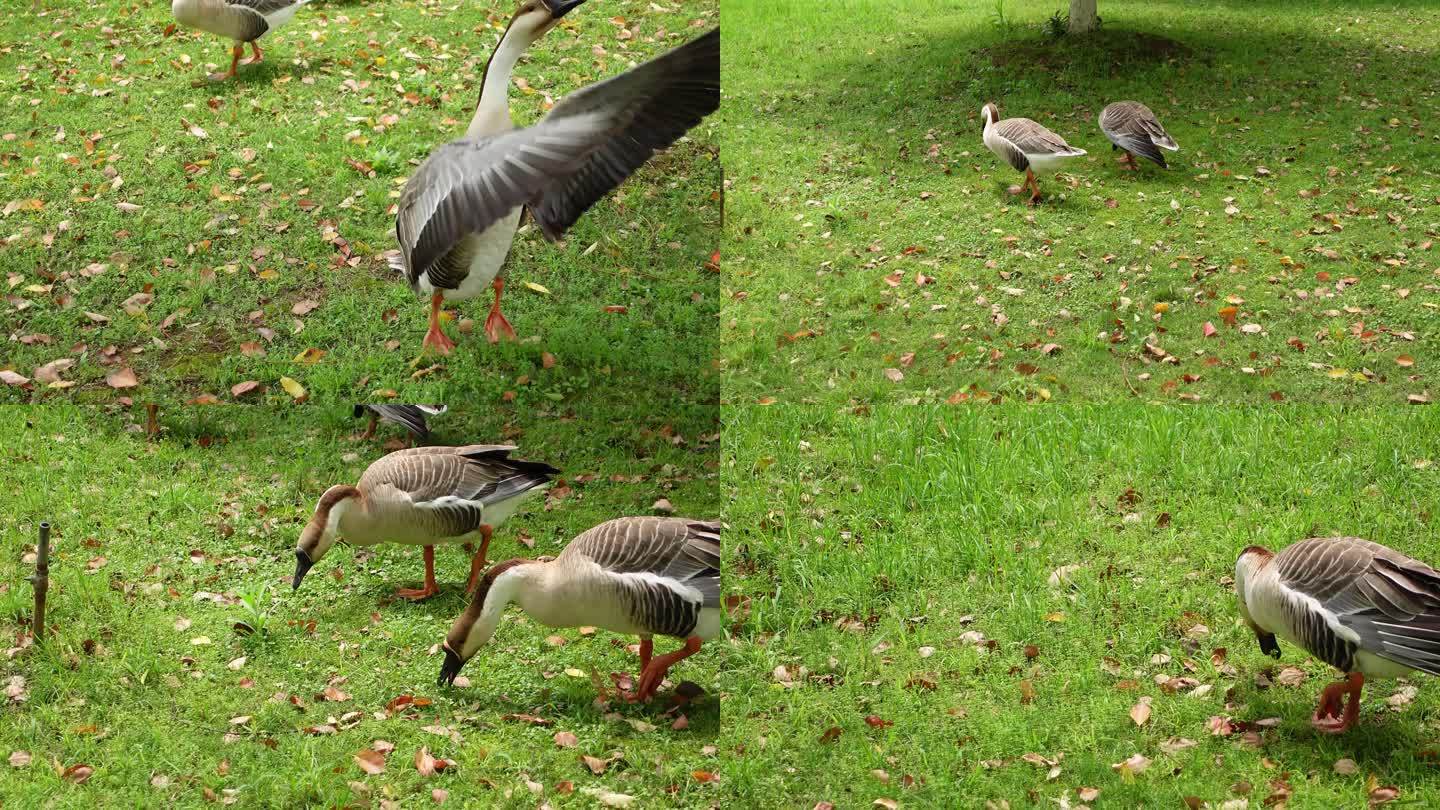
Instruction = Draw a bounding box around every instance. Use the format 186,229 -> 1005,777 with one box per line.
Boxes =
293,445 -> 558,601
352,404 -> 447,443
980,102 -> 1087,205
1098,101 -> 1178,170
392,16 -> 720,354
171,0 -> 312,82
438,517 -> 721,701
1236,537 -> 1440,734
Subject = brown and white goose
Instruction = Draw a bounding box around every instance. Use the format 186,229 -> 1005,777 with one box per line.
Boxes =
392,17 -> 720,354
438,517 -> 721,701
352,404 -> 447,443
1236,538 -> 1440,733
293,445 -> 558,601
980,102 -> 1087,205
171,0 -> 311,81
1098,101 -> 1179,170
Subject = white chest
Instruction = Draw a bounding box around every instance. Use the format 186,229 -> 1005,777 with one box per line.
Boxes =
417,209 -> 522,301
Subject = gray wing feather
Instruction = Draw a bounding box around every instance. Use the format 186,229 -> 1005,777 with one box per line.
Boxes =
995,118 -> 1085,157
1100,101 -> 1176,166
528,28 -> 720,240
359,404 -> 445,439
1278,537 -> 1440,675
227,0 -> 296,13
567,517 -> 722,636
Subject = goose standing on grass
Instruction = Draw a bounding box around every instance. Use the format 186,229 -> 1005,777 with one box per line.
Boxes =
979,102 -> 1087,205
1235,538 -> 1440,733
1098,101 -> 1178,170
392,14 -> 721,354
171,0 -> 311,81
438,517 -> 721,701
293,445 -> 558,601
352,404 -> 447,443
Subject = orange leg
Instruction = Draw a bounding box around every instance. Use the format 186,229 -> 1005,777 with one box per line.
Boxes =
484,278 -> 516,343
1312,672 -> 1364,734
145,403 -> 160,439
396,545 -> 440,600
242,41 -> 263,64
211,44 -> 242,81
1119,152 -> 1138,171
464,525 -> 494,593
353,412 -> 378,441
422,291 -> 457,355
638,638 -> 653,672
634,636 -> 701,701
1026,169 -> 1042,205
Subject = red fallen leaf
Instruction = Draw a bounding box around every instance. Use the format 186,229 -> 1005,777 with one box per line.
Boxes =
819,726 -> 843,744
386,695 -> 414,714
1202,321 -> 1218,338
1396,355 -> 1416,368
692,770 -> 719,783
106,367 -> 139,389
1015,362 -> 1039,375
503,713 -> 552,726
1369,786 -> 1400,806
163,23 -> 177,36
864,715 -> 893,729
541,352 -> 556,369
355,749 -> 386,775
602,305 -> 628,314
62,763 -> 94,783
883,272 -> 903,287
230,381 -> 261,398
580,754 -> 609,775
1218,306 -> 1238,326
553,731 -> 578,748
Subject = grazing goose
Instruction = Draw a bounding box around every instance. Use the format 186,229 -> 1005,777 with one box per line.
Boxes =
171,0 -> 311,81
1098,101 -> 1178,170
392,16 -> 721,354
293,445 -> 558,601
980,102 -> 1087,205
352,404 -> 447,443
438,517 -> 721,701
1236,538 -> 1440,733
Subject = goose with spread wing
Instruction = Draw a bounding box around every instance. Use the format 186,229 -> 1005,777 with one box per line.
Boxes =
391,18 -> 720,354
1236,537 -> 1440,733
352,404 -> 447,443
293,445 -> 557,601
980,102 -> 1087,205
438,517 -> 721,701
171,0 -> 311,81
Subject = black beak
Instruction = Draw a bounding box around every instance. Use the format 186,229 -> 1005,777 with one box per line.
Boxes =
438,645 -> 466,686
541,0 -> 587,18
1257,630 -> 1281,659
292,549 -> 314,591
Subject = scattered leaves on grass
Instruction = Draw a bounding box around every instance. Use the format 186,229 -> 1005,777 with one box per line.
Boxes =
1334,758 -> 1359,775
580,787 -> 635,807
1111,753 -> 1151,780
581,754 -> 610,775
355,749 -> 386,775
105,367 -> 139,389
554,731 -> 578,748
1130,697 -> 1152,726
230,381 -> 262,398
61,763 -> 94,783
414,747 -> 453,776
279,376 -> 306,401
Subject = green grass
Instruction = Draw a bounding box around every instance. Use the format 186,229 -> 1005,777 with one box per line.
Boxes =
1,0 -> 720,409
721,0 -> 1440,405
0,403 -> 721,806
722,404 -> 1440,807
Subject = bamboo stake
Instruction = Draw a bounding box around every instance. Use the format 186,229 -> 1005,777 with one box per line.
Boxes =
30,522 -> 50,643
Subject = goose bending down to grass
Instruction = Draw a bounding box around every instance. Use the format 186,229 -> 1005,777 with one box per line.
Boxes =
352,404 -> 447,443
1099,101 -> 1178,170
392,14 -> 720,354
1236,538 -> 1440,733
171,0 -> 311,81
438,517 -> 721,701
980,102 -> 1087,205
293,445 -> 558,601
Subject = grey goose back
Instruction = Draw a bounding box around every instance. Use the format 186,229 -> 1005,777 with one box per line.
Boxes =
1098,101 -> 1178,169
980,102 -> 1087,205
393,24 -> 720,354
1236,537 -> 1440,733
171,0 -> 312,81
439,517 -> 721,701
352,404 -> 448,443
293,445 -> 558,601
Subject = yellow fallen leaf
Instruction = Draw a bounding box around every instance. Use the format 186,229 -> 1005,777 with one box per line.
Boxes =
293,348 -> 326,364
524,282 -> 551,295
1327,368 -> 1349,379
564,668 -> 586,678
279,376 -> 306,400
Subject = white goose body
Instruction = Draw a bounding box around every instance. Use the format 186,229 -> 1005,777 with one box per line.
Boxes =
979,102 -> 1085,204
440,517 -> 722,697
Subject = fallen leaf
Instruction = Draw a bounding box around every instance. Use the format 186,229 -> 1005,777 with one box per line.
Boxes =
8,751 -> 31,768
1334,758 -> 1359,775
279,376 -> 306,401
580,754 -> 609,775
1130,697 -> 1152,727
554,731 -> 578,748
230,381 -> 261,398
355,749 -> 386,775
106,367 -> 139,389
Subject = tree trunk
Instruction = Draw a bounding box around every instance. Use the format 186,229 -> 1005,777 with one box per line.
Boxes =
1069,0 -> 1098,34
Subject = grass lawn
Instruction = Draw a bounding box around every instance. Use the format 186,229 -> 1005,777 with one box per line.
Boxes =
722,404 -> 1440,807
1,403 -> 721,806
1,0 -> 719,409
721,0 -> 1440,406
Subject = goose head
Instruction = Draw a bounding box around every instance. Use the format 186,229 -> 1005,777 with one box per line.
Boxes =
980,102 -> 1000,132
509,0 -> 588,42
293,485 -> 360,590
438,559 -> 537,685
1234,545 -> 1281,658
